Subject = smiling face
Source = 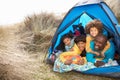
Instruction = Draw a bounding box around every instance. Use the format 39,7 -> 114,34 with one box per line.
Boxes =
74,35 -> 86,51
63,38 -> 71,46
76,41 -> 86,51
90,27 -> 99,37
94,35 -> 107,50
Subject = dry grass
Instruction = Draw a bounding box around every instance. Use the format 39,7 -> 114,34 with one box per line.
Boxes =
24,12 -> 61,35
0,12 -> 119,80
0,26 -> 33,80
104,0 -> 120,23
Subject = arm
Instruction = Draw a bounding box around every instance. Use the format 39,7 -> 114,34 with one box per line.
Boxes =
102,41 -> 115,63
59,51 -> 77,63
101,41 -> 110,57
86,52 -> 96,63
86,36 -> 93,52
86,41 -> 97,63
86,36 -> 100,56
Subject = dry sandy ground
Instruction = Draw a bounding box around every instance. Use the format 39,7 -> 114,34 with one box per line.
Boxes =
0,25 -> 55,80
0,26 -> 39,80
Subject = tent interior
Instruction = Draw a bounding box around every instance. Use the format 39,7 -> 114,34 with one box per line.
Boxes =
46,0 -> 120,78
49,12 -> 120,65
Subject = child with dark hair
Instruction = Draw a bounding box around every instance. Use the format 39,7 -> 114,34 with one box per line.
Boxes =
74,35 -> 86,57
49,33 -> 74,64
56,33 -> 74,52
59,35 -> 86,65
54,33 -> 74,57
85,19 -> 110,58
53,35 -> 97,73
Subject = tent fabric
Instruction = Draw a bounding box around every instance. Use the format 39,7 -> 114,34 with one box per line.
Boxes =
116,25 -> 120,34
75,0 -> 103,6
83,66 -> 120,78
50,2 -> 119,54
47,0 -> 120,78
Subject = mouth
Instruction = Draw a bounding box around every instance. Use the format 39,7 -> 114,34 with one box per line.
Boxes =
79,47 -> 85,51
95,45 -> 99,50
91,35 -> 96,38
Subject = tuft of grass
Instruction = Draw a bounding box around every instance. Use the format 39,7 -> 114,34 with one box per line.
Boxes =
117,16 -> 120,23
19,12 -> 62,53
104,0 -> 120,23
24,12 -> 61,35
23,33 -> 53,53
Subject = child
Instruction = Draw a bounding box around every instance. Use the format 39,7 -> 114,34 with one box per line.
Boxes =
55,33 -> 75,56
59,35 -> 86,65
49,33 -> 74,64
85,19 -> 110,57
61,33 -> 75,51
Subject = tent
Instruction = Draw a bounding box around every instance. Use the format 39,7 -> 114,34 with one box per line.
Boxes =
47,0 -> 120,78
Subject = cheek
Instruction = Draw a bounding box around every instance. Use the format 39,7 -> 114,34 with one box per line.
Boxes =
97,42 -> 102,47
90,31 -> 93,35
79,44 -> 85,51
67,40 -> 71,45
96,31 -> 99,34
64,39 -> 71,45
99,44 -> 104,49
81,44 -> 86,48
95,43 -> 103,50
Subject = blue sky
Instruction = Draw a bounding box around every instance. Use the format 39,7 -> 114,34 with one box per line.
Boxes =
0,0 -> 80,25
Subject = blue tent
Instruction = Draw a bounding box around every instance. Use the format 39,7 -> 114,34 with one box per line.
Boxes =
47,0 -> 120,78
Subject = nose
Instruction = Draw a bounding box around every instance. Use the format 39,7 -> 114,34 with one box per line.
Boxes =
95,42 -> 99,46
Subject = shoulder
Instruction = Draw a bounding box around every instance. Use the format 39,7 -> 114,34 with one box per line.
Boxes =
105,40 -> 115,52
71,38 -> 75,43
86,35 -> 93,40
107,40 -> 115,47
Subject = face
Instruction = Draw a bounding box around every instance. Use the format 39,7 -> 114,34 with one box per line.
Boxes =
63,38 -> 71,46
76,41 -> 86,51
94,36 -> 106,50
90,27 -> 99,37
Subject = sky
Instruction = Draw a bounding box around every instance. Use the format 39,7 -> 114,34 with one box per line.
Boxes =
0,0 -> 80,25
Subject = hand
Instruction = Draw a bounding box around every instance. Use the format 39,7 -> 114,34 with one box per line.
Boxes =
64,59 -> 72,65
77,59 -> 84,65
100,52 -> 105,58
94,52 -> 100,56
94,61 -> 105,67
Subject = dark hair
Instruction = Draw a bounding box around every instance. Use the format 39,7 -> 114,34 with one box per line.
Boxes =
61,33 -> 74,42
74,35 -> 86,57
95,33 -> 108,43
74,35 -> 86,44
56,33 -> 74,51
80,49 -> 86,57
85,19 -> 103,34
